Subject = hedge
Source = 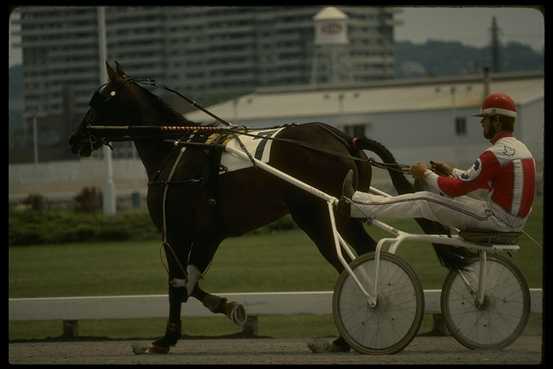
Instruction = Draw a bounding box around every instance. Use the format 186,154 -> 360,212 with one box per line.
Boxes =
8,208 -> 297,246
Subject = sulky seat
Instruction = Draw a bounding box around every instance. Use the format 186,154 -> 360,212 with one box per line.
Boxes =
459,229 -> 522,246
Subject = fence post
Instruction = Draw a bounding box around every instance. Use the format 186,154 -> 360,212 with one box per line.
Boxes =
62,320 -> 79,338
241,315 -> 258,336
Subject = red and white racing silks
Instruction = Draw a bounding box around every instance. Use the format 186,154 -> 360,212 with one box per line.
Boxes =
425,131 -> 536,219
349,130 -> 535,232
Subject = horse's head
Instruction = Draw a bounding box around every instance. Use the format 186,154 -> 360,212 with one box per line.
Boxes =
69,61 -> 131,156
69,61 -> 187,157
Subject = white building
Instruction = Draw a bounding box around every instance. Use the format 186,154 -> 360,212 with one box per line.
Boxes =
9,71 -> 543,203
186,71 -> 544,168
17,6 -> 398,120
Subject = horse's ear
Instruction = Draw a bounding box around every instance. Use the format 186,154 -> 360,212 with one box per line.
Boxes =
105,62 -> 118,81
114,61 -> 128,79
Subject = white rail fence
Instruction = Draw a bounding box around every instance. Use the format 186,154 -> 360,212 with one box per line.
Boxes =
9,289 -> 542,337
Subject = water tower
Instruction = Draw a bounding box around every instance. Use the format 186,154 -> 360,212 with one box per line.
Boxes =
311,6 -> 353,86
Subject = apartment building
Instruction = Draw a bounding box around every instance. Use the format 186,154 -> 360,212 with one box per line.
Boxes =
16,6 -> 398,160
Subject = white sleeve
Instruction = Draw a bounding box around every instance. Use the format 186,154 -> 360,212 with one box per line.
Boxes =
423,169 -> 441,192
451,168 -> 465,179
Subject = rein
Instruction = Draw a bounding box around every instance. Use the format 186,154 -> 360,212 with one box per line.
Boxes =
84,124 -> 412,174
127,78 -> 412,174
80,77 -> 411,174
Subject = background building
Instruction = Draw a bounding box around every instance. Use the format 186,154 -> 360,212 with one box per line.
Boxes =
186,70 -> 544,169
10,6 -> 543,209
9,71 -> 544,206
14,6 -> 398,163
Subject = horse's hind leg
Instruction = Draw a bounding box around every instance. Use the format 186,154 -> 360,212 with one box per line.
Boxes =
187,236 -> 248,327
288,198 -> 377,353
192,285 -> 247,327
288,197 -> 377,272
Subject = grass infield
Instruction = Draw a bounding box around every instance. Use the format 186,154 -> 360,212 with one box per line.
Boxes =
9,198 -> 542,340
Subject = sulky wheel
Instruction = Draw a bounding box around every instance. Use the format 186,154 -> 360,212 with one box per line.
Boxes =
333,252 -> 424,354
441,254 -> 530,350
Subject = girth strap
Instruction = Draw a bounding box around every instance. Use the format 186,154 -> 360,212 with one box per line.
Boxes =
161,145 -> 189,277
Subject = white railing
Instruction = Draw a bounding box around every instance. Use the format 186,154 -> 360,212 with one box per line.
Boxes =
9,289 -> 542,321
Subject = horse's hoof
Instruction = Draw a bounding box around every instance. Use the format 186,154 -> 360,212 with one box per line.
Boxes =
230,303 -> 247,327
307,340 -> 351,353
132,344 -> 170,355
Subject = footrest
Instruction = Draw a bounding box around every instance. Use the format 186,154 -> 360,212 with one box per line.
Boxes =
459,229 -> 521,246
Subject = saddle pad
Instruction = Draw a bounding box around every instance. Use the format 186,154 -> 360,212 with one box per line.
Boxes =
221,127 -> 286,173
459,229 -> 522,245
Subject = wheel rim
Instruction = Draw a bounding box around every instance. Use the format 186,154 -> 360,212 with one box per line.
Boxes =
336,256 -> 420,350
445,259 -> 528,347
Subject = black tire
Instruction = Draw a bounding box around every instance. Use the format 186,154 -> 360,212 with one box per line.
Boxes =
441,254 -> 530,350
333,252 -> 424,354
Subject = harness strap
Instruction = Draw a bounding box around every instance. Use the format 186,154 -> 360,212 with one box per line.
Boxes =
132,79 -> 234,128
93,77 -> 411,173
161,145 -> 189,278
88,123 -> 411,174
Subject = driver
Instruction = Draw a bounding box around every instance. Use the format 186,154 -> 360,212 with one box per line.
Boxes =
339,92 -> 536,232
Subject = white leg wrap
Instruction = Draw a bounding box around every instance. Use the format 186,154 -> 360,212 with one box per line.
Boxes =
185,264 -> 201,296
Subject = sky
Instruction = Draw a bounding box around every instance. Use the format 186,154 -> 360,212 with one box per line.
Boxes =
8,6 -> 545,67
394,6 -> 544,51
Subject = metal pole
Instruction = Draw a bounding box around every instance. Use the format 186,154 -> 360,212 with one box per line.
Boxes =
98,6 -> 116,215
33,114 -> 38,165
450,86 -> 457,124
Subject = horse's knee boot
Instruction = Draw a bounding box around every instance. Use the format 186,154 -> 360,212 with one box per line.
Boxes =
185,264 -> 202,296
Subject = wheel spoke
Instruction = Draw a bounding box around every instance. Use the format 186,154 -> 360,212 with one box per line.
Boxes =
335,253 -> 423,354
443,257 -> 529,349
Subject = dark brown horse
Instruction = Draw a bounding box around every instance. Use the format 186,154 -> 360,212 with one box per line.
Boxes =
69,62 -> 471,354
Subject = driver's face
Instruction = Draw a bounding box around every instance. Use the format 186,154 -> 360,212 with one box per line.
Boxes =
480,115 -> 495,139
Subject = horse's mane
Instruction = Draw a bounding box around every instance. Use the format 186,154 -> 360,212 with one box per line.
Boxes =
133,81 -> 197,126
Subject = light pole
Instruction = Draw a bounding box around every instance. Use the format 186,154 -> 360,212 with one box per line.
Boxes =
33,113 -> 38,164
27,109 -> 45,165
98,6 -> 116,215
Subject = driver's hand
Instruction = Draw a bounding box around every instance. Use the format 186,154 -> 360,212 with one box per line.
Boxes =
410,162 -> 429,180
430,161 -> 453,176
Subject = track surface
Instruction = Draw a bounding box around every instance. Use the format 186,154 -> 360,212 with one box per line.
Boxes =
9,336 -> 542,364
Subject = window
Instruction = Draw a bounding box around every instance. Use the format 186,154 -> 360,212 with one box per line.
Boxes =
455,117 -> 467,136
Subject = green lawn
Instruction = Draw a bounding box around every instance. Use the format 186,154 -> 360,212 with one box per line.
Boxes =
9,216 -> 543,298
9,197 -> 543,340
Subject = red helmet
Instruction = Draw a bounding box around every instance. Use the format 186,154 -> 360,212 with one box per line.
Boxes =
473,92 -> 517,118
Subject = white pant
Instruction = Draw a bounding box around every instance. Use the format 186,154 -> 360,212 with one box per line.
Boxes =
350,190 -> 525,232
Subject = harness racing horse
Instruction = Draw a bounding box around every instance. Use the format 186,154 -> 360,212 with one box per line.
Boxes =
69,62 -> 473,354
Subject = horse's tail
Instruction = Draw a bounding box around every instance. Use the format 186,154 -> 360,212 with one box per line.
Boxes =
351,136 -> 473,271
351,137 -> 414,195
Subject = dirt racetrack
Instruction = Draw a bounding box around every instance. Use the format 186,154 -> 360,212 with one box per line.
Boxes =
9,336 -> 542,364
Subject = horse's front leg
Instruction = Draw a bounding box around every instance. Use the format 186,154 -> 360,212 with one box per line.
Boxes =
133,241 -> 189,355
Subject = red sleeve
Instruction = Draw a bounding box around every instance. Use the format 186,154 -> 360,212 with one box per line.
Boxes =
437,151 -> 500,197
